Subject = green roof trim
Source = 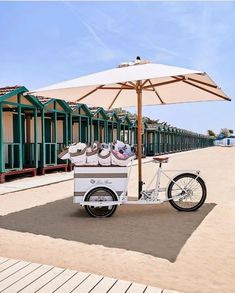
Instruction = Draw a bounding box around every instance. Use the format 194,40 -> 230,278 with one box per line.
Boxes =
74,103 -> 92,116
120,114 -> 132,125
92,107 -> 108,119
56,99 -> 72,113
108,111 -> 121,123
24,94 -> 43,109
0,86 -> 43,109
0,86 -> 26,102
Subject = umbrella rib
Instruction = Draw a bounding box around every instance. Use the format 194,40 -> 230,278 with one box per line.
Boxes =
127,81 -> 137,88
148,80 -> 165,104
142,88 -> 155,92
117,82 -> 135,89
142,79 -> 150,87
172,77 -> 230,101
143,78 -> 183,89
108,84 -> 126,109
178,75 -> 218,88
102,86 -> 134,90
76,85 -> 105,103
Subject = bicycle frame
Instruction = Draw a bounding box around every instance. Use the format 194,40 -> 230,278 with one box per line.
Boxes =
80,160 -> 202,207
139,161 -> 200,203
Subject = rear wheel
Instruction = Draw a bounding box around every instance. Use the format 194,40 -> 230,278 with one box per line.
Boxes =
84,187 -> 117,218
167,173 -> 207,211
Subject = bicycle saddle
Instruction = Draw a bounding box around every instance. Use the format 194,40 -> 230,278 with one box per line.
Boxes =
153,156 -> 169,163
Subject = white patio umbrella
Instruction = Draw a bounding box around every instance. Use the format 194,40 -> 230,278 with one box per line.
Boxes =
29,57 -> 231,197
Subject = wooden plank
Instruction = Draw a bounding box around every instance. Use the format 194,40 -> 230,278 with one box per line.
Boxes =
108,279 -> 132,293
0,259 -> 19,273
3,264 -> 52,293
20,267 -> 64,292
162,289 -> 180,293
126,282 -> 147,292
90,277 -> 117,293
144,285 -> 163,293
0,262 -> 39,291
72,274 -> 103,293
37,269 -> 77,293
54,271 -> 89,293
0,260 -> 28,281
0,257 -> 9,265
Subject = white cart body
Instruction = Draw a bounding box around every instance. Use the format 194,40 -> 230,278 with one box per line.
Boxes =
73,166 -> 128,204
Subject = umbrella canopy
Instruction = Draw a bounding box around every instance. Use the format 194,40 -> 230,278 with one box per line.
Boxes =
29,60 -> 230,108
29,58 -> 231,197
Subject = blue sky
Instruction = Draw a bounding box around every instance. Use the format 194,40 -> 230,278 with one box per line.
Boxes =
0,1 -> 234,134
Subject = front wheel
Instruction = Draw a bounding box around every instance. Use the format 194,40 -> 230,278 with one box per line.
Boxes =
84,187 -> 117,218
167,173 -> 207,211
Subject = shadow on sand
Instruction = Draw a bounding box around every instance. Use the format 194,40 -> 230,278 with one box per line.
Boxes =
0,198 -> 215,262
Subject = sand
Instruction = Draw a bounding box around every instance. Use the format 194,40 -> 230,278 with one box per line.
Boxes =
0,147 -> 235,293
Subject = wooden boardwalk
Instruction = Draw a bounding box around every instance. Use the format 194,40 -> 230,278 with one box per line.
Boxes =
0,257 -> 181,293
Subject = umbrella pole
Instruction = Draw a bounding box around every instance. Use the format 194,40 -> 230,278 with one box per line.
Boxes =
137,81 -> 143,198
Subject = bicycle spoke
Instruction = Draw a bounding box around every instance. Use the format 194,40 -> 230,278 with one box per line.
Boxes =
168,174 -> 205,210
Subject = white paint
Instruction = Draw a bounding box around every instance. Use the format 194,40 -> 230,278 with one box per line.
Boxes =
57,120 -> 63,143
72,122 -> 79,142
3,112 -> 13,142
214,137 -> 235,147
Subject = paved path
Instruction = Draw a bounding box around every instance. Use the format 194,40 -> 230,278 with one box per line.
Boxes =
0,172 -> 73,195
0,257 -> 180,293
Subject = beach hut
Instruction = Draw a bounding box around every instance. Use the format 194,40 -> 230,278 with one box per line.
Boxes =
214,134 -> 235,146
146,122 -> 158,155
36,97 -> 71,174
106,110 -> 121,142
0,86 -> 42,182
90,107 -> 108,142
128,116 -> 148,155
171,127 -> 178,152
157,124 -> 165,154
183,130 -> 189,150
129,116 -> 138,146
165,125 -> 172,153
167,126 -> 174,153
69,103 -> 91,144
174,128 -> 181,151
143,121 -> 148,152
118,113 -> 132,144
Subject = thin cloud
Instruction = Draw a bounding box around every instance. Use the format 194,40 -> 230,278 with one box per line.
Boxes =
62,2 -> 120,62
80,19 -> 106,48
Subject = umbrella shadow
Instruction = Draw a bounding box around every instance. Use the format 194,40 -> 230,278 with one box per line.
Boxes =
0,197 -> 216,262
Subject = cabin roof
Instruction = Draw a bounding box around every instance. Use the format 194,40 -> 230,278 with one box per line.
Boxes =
68,102 -> 92,116
0,86 -> 43,109
118,113 -> 132,125
36,96 -> 53,105
106,110 -> 121,122
67,102 -> 78,111
89,107 -> 99,114
0,86 -> 23,97
89,107 -> 108,119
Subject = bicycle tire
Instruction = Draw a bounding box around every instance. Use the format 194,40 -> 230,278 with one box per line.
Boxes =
167,173 -> 207,212
84,187 -> 117,218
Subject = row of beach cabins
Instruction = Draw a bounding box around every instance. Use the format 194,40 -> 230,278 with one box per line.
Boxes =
0,85 -> 214,183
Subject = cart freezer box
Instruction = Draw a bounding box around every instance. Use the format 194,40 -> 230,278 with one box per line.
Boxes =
73,166 -> 128,203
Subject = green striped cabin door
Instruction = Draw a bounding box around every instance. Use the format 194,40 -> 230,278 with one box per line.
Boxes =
81,121 -> 87,143
13,113 -> 25,168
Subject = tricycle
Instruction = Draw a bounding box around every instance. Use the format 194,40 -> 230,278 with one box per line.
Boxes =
73,156 -> 207,217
